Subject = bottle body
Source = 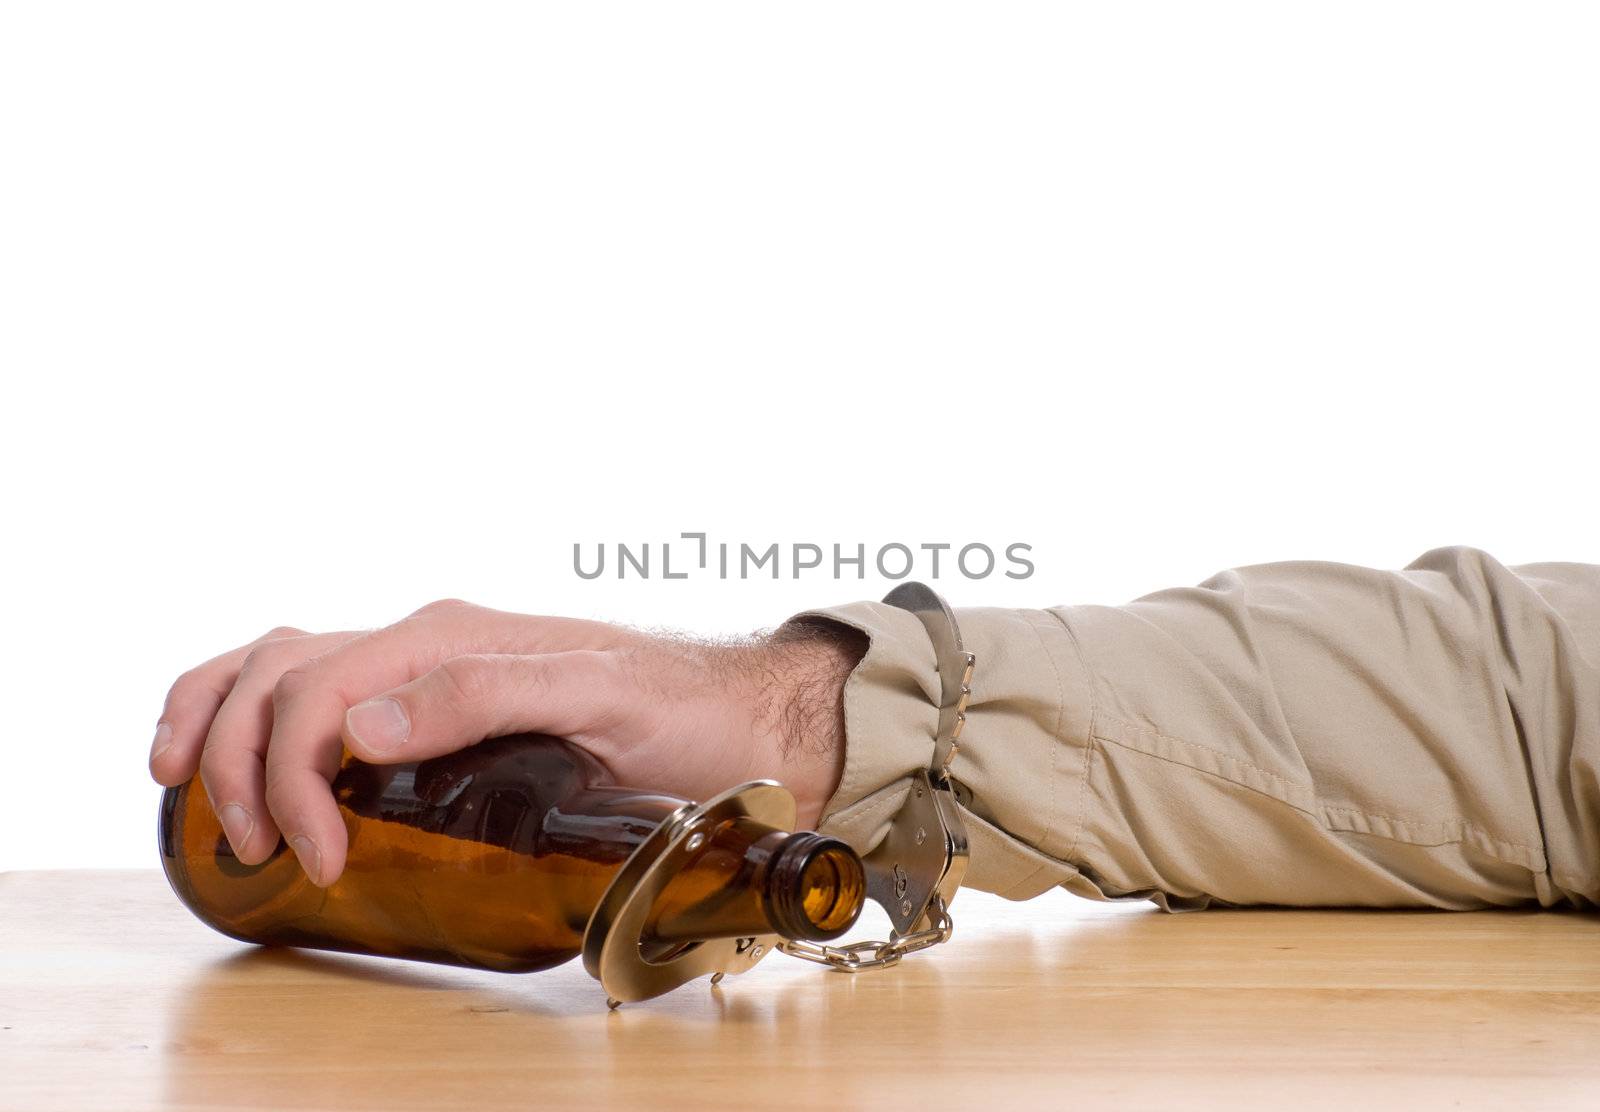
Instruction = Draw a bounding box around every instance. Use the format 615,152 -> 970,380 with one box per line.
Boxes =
158,733 -> 863,974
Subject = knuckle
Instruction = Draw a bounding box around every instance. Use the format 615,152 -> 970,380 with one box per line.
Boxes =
437,654 -> 494,704
165,669 -> 197,706
263,625 -> 307,641
262,759 -> 290,792
238,645 -> 272,674
262,775 -> 294,821
197,747 -> 230,791
168,665 -> 222,710
271,664 -> 313,707
239,637 -> 303,675
411,597 -> 475,619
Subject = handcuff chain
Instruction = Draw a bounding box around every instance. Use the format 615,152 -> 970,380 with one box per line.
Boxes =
776,894 -> 954,972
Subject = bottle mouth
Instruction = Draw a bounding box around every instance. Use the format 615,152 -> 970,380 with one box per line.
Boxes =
765,833 -> 866,942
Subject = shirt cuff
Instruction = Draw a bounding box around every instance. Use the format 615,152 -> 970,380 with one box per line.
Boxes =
780,599 -> 1096,901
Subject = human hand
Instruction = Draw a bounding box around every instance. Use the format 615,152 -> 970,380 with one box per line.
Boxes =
148,600 -> 866,887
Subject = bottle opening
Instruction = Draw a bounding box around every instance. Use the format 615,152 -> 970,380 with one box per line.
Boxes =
767,834 -> 866,942
798,844 -> 866,934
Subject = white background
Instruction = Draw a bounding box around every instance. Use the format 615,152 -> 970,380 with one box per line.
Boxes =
2,2 -> 1595,872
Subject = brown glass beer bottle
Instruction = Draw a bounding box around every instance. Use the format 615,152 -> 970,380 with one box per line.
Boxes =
158,732 -> 865,974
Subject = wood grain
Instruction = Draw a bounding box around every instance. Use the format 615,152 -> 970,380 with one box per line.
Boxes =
3,869 -> 1599,1110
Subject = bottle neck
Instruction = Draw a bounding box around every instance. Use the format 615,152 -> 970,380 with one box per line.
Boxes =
644,818 -> 865,946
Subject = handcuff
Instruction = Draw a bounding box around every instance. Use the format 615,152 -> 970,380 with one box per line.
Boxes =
585,581 -> 972,1006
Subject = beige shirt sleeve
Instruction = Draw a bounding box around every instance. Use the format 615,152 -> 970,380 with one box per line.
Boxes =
786,545 -> 1600,911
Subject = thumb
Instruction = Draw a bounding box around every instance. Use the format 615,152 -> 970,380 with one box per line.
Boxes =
340,650 -> 623,762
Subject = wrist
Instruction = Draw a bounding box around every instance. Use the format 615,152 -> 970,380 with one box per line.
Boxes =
751,618 -> 868,829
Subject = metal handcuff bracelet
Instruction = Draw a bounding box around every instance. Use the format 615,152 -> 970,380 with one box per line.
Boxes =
586,581 -> 972,1005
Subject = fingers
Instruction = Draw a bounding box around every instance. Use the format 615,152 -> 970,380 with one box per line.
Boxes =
150,626 -> 310,788
197,630 -> 366,863
262,600 -> 634,887
341,651 -> 626,764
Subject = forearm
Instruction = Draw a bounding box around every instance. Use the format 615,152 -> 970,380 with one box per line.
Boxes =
792,546 -> 1600,910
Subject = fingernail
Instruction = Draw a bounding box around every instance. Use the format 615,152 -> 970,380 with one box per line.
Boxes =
218,803 -> 254,853
346,697 -> 410,753
149,722 -> 175,762
288,834 -> 324,885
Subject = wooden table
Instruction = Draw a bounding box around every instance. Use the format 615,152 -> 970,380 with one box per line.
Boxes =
4,870 -> 1599,1110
